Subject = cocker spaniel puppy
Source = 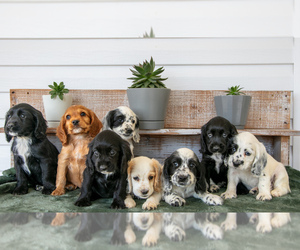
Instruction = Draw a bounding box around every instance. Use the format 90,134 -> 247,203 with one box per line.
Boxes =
162,148 -> 223,206
74,130 -> 132,208
200,116 -> 239,192
51,105 -> 102,196
102,106 -> 140,154
221,132 -> 291,201
125,156 -> 162,210
4,103 -> 59,195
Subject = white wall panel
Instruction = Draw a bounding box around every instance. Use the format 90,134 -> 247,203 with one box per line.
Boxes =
0,0 -> 293,38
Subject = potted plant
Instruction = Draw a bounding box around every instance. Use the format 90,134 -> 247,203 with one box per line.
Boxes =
127,57 -> 171,129
214,85 -> 251,129
42,82 -> 72,127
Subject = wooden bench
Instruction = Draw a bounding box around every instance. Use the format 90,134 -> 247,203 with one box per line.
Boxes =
2,89 -> 300,166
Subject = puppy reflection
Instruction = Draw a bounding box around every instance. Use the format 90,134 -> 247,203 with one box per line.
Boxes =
163,213 -> 223,241
125,213 -> 162,247
125,156 -> 162,210
221,213 -> 291,234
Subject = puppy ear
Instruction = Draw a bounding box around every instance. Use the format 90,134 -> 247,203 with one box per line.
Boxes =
252,142 -> 268,176
4,114 -> 12,142
102,110 -> 114,131
133,116 -> 140,143
85,140 -> 95,175
88,110 -> 102,138
230,123 -> 238,136
200,123 -> 207,153
151,159 -> 162,192
120,140 -> 132,175
32,108 -> 47,140
56,115 -> 68,146
162,156 -> 173,194
195,157 -> 208,193
127,159 -> 134,193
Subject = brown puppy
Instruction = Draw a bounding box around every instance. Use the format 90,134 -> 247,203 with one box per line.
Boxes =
51,105 -> 102,196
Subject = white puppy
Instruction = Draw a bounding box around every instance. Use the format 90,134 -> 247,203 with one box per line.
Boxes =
125,156 -> 162,210
221,132 -> 291,201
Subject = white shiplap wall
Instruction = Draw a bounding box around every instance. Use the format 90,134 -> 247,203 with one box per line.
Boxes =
0,0 -> 297,173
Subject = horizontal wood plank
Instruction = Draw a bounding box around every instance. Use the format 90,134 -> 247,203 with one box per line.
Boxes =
9,89 -> 292,129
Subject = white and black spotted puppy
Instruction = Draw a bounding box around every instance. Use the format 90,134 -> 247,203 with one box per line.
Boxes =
162,148 -> 223,206
102,106 -> 140,154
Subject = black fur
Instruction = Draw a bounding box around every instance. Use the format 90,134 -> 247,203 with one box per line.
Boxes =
4,103 -> 58,195
74,130 -> 132,208
200,116 -> 238,191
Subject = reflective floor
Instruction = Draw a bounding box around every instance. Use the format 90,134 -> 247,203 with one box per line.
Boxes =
0,213 -> 299,249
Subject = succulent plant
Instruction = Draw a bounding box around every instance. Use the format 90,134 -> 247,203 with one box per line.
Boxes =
48,82 -> 69,100
143,27 -> 155,38
225,85 -> 245,95
128,57 -> 168,88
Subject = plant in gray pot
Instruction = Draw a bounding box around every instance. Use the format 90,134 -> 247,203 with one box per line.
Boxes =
127,57 -> 171,129
42,82 -> 72,128
214,85 -> 251,129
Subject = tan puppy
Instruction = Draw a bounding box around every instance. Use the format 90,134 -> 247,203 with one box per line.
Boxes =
125,156 -> 162,210
221,132 -> 291,201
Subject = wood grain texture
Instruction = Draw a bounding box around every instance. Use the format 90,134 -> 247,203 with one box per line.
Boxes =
10,89 -> 291,129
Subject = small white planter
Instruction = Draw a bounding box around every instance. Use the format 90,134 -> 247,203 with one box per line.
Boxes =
42,95 -> 72,127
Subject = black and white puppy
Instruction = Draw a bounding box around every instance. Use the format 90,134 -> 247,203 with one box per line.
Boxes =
74,130 -> 132,209
200,116 -> 239,193
102,106 -> 140,154
163,148 -> 223,206
4,103 -> 59,195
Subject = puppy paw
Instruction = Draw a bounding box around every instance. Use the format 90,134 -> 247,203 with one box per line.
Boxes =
111,199 -> 126,209
51,188 -> 65,196
249,187 -> 258,195
221,191 -> 237,199
124,197 -> 136,209
256,193 -> 272,201
74,198 -> 92,207
209,184 -> 220,193
51,214 -> 65,226
221,220 -> 237,231
142,234 -> 158,247
142,200 -> 158,210
42,188 -> 54,195
204,194 -> 223,205
164,224 -> 185,241
170,196 -> 186,207
271,213 -> 291,228
12,186 -> 28,195
75,231 -> 92,242
124,228 -> 136,244
256,222 -> 272,233
203,224 -> 223,240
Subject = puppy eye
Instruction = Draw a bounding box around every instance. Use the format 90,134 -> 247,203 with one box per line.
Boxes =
80,112 -> 86,117
20,114 -> 26,119
173,162 -> 179,167
245,151 -> 251,156
66,115 -> 71,120
133,176 -> 139,181
118,117 -> 124,123
231,147 -> 237,153
132,120 -> 135,124
109,149 -> 116,156
93,151 -> 100,157
148,176 -> 154,181
223,133 -> 227,138
189,163 -> 196,168
207,133 -> 212,138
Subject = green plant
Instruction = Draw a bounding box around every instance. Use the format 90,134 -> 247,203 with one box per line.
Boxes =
225,85 -> 245,95
128,57 -> 168,88
48,82 -> 69,100
143,27 -> 155,38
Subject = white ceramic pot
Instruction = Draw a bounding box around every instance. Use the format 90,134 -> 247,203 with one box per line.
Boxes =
42,94 -> 72,127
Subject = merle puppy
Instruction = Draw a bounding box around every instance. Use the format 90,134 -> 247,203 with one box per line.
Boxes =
75,130 -> 132,208
4,103 -> 58,195
200,116 -> 238,193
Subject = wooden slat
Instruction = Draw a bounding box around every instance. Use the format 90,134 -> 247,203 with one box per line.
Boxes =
10,89 -> 291,129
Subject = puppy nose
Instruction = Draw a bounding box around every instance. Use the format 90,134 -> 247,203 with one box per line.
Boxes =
212,145 -> 221,152
126,128 -> 133,134
6,123 -> 15,130
178,175 -> 188,182
141,189 -> 149,195
141,217 -> 149,224
72,120 -> 79,126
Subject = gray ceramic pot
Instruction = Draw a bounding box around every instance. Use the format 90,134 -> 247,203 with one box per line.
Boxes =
214,95 -> 252,129
127,88 -> 171,129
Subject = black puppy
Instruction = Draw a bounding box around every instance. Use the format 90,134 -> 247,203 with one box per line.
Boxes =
75,130 -> 132,208
4,103 -> 58,195
200,116 -> 238,193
